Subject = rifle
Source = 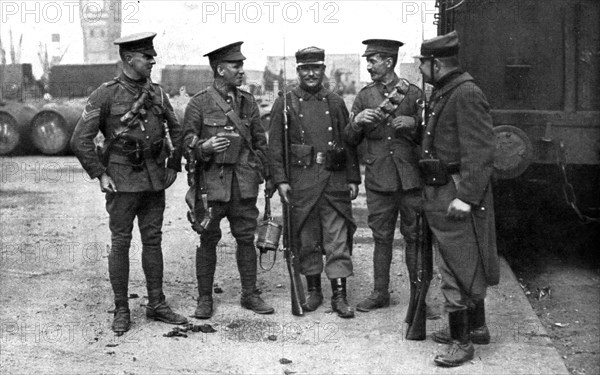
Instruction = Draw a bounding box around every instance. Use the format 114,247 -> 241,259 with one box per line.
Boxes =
405,208 -> 433,340
281,40 -> 306,316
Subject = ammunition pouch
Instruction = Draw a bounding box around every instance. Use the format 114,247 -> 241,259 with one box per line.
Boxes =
290,144 -> 314,167
419,159 -> 460,186
325,143 -> 346,171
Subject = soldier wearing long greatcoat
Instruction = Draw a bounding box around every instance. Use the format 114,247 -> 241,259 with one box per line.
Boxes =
269,47 -> 361,318
417,31 -> 499,367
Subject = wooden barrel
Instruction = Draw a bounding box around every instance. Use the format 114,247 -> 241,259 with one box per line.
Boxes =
30,99 -> 85,155
0,101 -> 40,155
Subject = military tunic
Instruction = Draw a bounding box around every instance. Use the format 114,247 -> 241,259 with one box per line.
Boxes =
182,83 -> 269,295
421,71 -> 500,312
70,72 -> 183,305
269,86 -> 361,278
344,74 -> 423,293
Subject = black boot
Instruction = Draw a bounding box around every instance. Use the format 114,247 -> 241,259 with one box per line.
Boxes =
303,274 -> 323,312
331,278 -> 354,319
469,299 -> 490,344
432,300 -> 490,344
146,291 -> 188,325
111,303 -> 131,335
434,310 -> 474,367
194,295 -> 213,319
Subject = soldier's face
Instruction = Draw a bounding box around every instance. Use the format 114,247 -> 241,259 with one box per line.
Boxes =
127,52 -> 156,79
218,61 -> 245,87
297,64 -> 325,91
419,58 -> 433,83
366,54 -> 393,82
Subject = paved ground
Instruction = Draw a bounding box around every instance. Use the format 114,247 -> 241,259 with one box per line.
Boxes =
0,156 -> 569,374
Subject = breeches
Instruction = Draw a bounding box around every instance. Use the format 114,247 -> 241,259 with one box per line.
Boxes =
105,190 -> 166,304
196,176 -> 259,294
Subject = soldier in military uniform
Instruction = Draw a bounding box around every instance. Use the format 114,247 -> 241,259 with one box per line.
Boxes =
70,32 -> 187,334
344,39 -> 424,312
269,47 -> 361,318
417,31 -> 499,367
182,42 -> 273,319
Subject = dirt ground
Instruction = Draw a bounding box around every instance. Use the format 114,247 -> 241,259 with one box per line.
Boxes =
0,155 -> 597,374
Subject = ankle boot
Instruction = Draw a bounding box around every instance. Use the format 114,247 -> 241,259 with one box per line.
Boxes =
432,300 -> 490,345
111,303 -> 131,334
303,274 -> 323,312
434,310 -> 474,367
469,299 -> 490,344
331,278 -> 354,319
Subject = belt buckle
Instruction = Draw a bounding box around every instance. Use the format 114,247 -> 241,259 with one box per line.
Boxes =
315,151 -> 325,165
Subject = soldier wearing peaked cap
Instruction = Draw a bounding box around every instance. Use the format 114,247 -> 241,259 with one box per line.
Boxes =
417,30 -> 499,367
70,32 -> 187,334
268,47 -> 361,318
182,42 -> 274,319
345,39 -> 427,314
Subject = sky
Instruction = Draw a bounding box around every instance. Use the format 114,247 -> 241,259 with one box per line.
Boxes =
1,0 -> 438,82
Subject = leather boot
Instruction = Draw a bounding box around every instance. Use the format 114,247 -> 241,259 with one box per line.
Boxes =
241,289 -> 275,314
111,303 -> 131,334
146,292 -> 188,325
303,274 -> 323,312
434,310 -> 474,367
432,300 -> 490,345
470,299 -> 491,344
356,290 -> 390,312
331,278 -> 355,318
194,295 -> 213,319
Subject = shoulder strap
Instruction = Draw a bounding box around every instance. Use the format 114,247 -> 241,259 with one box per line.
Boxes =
207,86 -> 259,157
286,91 -> 306,144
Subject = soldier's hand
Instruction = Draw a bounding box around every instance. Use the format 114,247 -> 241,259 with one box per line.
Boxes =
277,183 -> 292,205
99,173 -> 117,193
390,115 -> 416,130
355,109 -> 385,126
200,136 -> 230,154
348,183 -> 359,200
164,168 -> 177,189
264,179 -> 275,198
447,198 -> 471,220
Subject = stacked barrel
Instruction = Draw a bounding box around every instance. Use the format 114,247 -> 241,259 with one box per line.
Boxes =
0,99 -> 86,156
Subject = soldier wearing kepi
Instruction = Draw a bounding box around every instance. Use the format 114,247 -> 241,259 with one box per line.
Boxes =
416,31 -> 499,367
269,47 -> 361,318
70,32 -> 187,334
345,39 -> 424,312
183,42 -> 273,319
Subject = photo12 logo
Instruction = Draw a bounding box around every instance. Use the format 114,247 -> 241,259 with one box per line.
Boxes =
200,1 -> 340,23
1,1 -> 140,24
